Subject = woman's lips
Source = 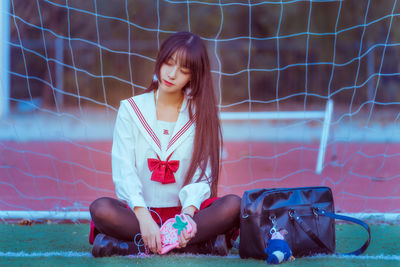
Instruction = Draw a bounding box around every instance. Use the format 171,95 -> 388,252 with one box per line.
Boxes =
163,80 -> 174,87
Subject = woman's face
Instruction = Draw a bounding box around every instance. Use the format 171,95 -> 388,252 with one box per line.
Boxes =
159,52 -> 191,94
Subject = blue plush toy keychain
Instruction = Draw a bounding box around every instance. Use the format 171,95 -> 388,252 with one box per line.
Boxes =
265,216 -> 295,264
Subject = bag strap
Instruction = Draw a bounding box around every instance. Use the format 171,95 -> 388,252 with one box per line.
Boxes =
291,209 -> 371,256
291,211 -> 333,253
320,210 -> 371,255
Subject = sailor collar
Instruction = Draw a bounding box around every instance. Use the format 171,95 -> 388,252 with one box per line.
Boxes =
126,92 -> 197,159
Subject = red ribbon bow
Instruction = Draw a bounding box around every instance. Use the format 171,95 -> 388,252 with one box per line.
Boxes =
147,154 -> 180,184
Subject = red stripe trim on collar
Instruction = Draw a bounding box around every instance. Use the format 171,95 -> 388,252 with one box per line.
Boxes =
167,114 -> 197,151
127,98 -> 161,150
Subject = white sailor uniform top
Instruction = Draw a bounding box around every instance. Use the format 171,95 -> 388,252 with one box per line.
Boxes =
111,92 -> 211,210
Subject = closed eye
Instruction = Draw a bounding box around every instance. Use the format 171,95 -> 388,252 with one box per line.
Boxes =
180,69 -> 190,75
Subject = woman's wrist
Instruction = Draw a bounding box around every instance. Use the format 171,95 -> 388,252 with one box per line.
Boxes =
133,206 -> 152,222
182,205 -> 197,218
183,213 -> 193,219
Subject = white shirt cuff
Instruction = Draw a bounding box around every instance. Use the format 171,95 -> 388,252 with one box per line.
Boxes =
179,183 -> 211,210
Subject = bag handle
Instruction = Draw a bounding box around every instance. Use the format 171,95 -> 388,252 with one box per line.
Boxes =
290,210 -> 333,253
291,209 -> 371,256
320,210 -> 371,255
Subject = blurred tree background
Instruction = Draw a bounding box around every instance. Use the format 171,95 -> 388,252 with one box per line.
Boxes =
8,0 -> 400,113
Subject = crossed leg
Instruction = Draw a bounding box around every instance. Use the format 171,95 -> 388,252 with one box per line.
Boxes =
89,194 -> 241,253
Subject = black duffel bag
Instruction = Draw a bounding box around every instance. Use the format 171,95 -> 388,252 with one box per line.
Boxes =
239,186 -> 371,259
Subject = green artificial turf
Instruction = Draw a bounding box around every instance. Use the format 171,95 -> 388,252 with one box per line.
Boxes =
0,223 -> 399,266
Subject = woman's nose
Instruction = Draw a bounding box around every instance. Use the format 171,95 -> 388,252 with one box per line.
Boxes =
168,66 -> 178,79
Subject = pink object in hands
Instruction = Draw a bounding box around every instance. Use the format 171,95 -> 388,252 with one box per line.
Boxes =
159,214 -> 193,254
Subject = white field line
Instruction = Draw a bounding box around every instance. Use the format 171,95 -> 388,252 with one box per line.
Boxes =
1,211 -> 399,223
0,252 -> 399,261
0,251 -> 92,257
310,254 -> 400,261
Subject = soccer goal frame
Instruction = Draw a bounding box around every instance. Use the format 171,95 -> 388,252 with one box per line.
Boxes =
220,99 -> 334,175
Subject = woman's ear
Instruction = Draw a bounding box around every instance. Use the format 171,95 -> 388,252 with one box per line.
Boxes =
185,86 -> 193,99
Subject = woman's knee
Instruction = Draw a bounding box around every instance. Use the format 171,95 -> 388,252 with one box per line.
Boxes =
226,194 -> 241,210
89,197 -> 115,221
219,194 -> 241,216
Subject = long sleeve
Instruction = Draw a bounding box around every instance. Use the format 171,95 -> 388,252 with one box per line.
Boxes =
112,101 -> 147,209
179,161 -> 212,210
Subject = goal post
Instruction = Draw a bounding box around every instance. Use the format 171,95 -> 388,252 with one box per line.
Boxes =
0,0 -> 10,117
220,99 -> 334,175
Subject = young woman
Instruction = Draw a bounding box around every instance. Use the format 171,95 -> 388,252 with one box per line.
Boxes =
89,32 -> 241,257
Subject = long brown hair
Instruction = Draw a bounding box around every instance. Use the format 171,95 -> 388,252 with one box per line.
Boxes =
146,32 -> 222,197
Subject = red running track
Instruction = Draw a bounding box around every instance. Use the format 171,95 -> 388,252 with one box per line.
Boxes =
0,141 -> 399,213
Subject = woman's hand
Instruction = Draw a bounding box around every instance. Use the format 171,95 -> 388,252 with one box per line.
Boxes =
177,214 -> 197,248
177,206 -> 198,248
134,207 -> 162,254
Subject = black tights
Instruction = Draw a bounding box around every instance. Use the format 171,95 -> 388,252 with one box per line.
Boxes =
89,194 -> 241,251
